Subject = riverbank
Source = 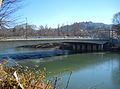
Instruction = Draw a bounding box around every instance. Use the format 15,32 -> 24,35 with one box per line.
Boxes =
110,46 -> 120,52
0,60 -> 52,89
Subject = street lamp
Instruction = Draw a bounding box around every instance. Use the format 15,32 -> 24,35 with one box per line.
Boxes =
25,17 -> 27,39
57,24 -> 60,36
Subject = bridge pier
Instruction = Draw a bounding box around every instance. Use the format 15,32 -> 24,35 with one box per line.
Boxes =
93,44 -> 97,51
96,45 -> 99,51
71,43 -> 105,53
87,44 -> 92,52
98,45 -> 101,51
77,44 -> 80,52
81,44 -> 85,52
101,44 -> 104,51
72,45 -> 76,51
97,44 -> 104,51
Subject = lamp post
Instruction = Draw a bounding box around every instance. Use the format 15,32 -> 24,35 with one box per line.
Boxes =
25,17 -> 27,39
67,21 -> 68,36
57,24 -> 60,36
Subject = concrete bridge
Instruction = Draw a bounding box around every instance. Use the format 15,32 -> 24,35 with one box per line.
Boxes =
0,37 -> 110,51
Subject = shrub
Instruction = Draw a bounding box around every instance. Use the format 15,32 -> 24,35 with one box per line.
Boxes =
0,59 -> 52,89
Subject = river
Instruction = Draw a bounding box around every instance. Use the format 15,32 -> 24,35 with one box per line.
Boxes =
0,47 -> 120,89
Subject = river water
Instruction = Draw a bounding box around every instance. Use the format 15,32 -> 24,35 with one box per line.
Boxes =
0,47 -> 120,89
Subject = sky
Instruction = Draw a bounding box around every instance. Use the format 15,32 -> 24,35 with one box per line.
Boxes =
17,0 -> 120,28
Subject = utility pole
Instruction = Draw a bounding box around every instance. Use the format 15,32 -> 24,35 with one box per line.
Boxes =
67,22 -> 68,36
62,23 -> 64,36
57,24 -> 60,36
25,17 -> 27,39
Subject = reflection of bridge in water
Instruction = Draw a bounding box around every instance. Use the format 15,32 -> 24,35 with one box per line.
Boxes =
0,37 -> 110,51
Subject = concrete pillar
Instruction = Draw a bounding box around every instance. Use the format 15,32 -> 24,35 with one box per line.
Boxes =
77,44 -> 80,52
98,45 -> 101,51
87,44 -> 91,52
96,45 -> 99,51
91,44 -> 93,52
72,45 -> 76,51
81,44 -> 85,52
93,45 -> 97,51
85,44 -> 87,52
101,44 -> 104,51
79,44 -> 82,52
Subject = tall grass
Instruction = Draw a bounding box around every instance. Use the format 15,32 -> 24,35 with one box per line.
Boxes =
0,59 -> 52,89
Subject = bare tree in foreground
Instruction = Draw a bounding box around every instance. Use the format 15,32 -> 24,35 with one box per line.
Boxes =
0,0 -> 22,28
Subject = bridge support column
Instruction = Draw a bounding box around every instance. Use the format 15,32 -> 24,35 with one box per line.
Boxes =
96,45 -> 99,51
93,44 -> 97,51
81,44 -> 85,52
87,44 -> 91,52
97,44 -> 104,51
98,45 -> 101,51
77,44 -> 80,52
101,44 -> 104,51
72,45 -> 76,51
71,43 -> 105,53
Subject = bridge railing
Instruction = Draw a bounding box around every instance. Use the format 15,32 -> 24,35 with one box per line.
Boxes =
0,29 -> 111,40
0,36 -> 110,41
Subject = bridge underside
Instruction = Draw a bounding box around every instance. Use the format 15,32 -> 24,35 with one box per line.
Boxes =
0,38 -> 109,51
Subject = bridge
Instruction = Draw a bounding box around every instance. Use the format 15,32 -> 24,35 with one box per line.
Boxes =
0,37 -> 110,51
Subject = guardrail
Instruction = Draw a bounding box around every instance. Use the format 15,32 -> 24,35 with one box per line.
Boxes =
0,36 -> 110,40
0,37 -> 110,41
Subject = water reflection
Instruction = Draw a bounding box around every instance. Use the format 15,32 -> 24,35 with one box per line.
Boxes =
112,57 -> 120,88
17,53 -> 120,89
0,48 -> 69,60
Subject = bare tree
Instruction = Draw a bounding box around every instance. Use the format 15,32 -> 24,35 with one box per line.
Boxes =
0,0 -> 22,28
112,12 -> 120,38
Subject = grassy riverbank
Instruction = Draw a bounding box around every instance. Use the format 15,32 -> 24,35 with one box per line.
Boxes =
0,59 -> 52,89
